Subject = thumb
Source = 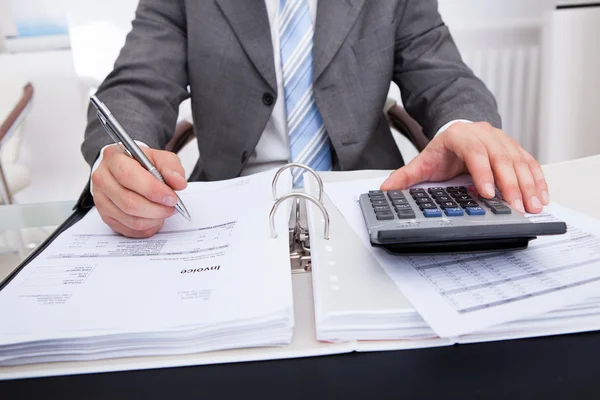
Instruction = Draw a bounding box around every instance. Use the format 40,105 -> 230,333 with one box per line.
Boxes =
150,150 -> 188,192
380,153 -> 430,191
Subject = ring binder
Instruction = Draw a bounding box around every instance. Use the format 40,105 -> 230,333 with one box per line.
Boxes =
269,192 -> 330,240
271,162 -> 324,202
270,163 -> 330,274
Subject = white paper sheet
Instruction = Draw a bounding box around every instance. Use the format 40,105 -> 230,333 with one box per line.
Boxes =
324,174 -> 600,338
0,169 -> 295,364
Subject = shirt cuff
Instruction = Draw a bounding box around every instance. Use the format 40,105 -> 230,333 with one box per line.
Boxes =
89,141 -> 150,196
435,119 -> 472,136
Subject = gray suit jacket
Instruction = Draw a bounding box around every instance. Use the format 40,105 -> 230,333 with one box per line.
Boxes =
81,0 -> 500,187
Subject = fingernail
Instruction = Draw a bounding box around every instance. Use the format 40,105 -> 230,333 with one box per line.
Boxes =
514,199 -> 525,213
484,184 -> 495,197
542,191 -> 550,205
531,196 -> 543,210
162,196 -> 177,207
173,171 -> 185,180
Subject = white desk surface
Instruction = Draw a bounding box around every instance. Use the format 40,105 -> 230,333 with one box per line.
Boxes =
1,155 -> 599,380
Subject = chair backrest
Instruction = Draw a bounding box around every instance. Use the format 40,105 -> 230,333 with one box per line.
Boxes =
0,83 -> 34,204
0,83 -> 34,149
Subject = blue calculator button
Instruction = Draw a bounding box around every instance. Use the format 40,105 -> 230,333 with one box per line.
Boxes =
444,207 -> 464,217
466,206 -> 486,216
423,208 -> 443,218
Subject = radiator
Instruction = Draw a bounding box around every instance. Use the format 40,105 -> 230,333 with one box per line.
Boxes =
453,23 -> 544,157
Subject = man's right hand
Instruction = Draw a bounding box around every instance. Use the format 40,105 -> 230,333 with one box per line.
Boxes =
91,145 -> 188,238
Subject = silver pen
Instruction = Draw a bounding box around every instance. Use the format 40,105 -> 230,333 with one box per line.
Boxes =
90,95 -> 192,221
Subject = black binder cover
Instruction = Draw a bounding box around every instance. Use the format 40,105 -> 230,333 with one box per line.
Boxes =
0,182 -> 94,291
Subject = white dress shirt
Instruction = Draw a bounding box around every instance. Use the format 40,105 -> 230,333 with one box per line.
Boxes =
90,0 -> 468,193
240,0 -> 319,176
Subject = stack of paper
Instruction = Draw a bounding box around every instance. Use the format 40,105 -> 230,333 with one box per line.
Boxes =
0,170 -> 295,366
311,174 -> 600,344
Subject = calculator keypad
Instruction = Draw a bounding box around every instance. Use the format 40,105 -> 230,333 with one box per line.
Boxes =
366,185 -> 512,220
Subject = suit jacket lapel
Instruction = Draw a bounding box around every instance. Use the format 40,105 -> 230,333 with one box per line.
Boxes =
216,0 -> 277,92
313,0 -> 366,81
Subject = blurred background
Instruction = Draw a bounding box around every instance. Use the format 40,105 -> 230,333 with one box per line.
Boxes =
0,0 -> 599,205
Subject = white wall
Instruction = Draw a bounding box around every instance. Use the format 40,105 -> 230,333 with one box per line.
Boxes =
437,0 -> 555,159
1,1 -> 599,205
539,6 -> 600,164
67,0 -> 138,88
438,0 -> 554,26
0,50 -> 90,203
0,0 -> 16,37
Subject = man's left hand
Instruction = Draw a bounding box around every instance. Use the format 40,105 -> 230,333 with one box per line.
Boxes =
381,121 -> 549,214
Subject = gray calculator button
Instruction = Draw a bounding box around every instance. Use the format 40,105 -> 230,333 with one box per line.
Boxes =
459,200 -> 479,208
391,199 -> 409,205
395,204 -> 412,211
430,190 -> 447,197
434,195 -> 452,203
428,187 -> 445,193
484,199 -> 504,207
491,205 -> 512,214
387,190 -> 405,200
440,201 -> 459,209
373,205 -> 391,212
455,195 -> 473,202
409,188 -> 426,195
412,192 -> 429,199
397,210 -> 416,219
416,197 -> 433,205
371,200 -> 388,206
376,212 -> 395,220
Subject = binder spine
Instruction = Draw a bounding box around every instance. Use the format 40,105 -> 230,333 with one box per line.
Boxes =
270,164 -> 330,274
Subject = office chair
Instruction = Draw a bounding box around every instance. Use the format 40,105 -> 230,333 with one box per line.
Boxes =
166,101 -> 430,160
0,83 -> 34,205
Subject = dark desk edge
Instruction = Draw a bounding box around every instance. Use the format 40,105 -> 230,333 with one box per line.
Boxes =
557,2 -> 600,9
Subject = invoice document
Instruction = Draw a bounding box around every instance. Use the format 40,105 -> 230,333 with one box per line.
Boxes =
0,169 -> 294,365
325,175 -> 600,338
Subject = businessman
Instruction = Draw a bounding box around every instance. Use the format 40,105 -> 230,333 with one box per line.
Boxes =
82,0 -> 550,238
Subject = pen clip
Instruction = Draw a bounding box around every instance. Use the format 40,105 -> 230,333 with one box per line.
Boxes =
97,111 -> 133,158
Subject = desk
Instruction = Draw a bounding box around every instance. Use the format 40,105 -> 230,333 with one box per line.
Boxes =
2,157 -> 600,399
0,201 -> 74,282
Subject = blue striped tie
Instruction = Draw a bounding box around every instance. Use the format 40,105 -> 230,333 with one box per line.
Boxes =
279,0 -> 332,187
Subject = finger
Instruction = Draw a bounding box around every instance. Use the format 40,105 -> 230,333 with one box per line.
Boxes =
500,138 -> 542,213
107,152 -> 180,209
99,164 -> 178,219
94,191 -> 168,234
484,134 -> 525,213
380,151 -> 434,191
520,147 -> 550,205
151,151 -> 188,191
104,215 -> 164,239
443,132 -> 496,199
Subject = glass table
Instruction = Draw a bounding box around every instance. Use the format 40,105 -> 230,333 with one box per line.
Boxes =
0,201 -> 75,283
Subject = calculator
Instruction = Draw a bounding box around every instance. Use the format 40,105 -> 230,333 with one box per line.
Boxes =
358,185 -> 567,254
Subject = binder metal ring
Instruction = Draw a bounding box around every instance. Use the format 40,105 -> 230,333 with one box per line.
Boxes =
270,193 -> 330,240
272,163 -> 324,202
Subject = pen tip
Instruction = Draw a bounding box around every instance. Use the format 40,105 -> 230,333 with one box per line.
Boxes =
175,201 -> 192,221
